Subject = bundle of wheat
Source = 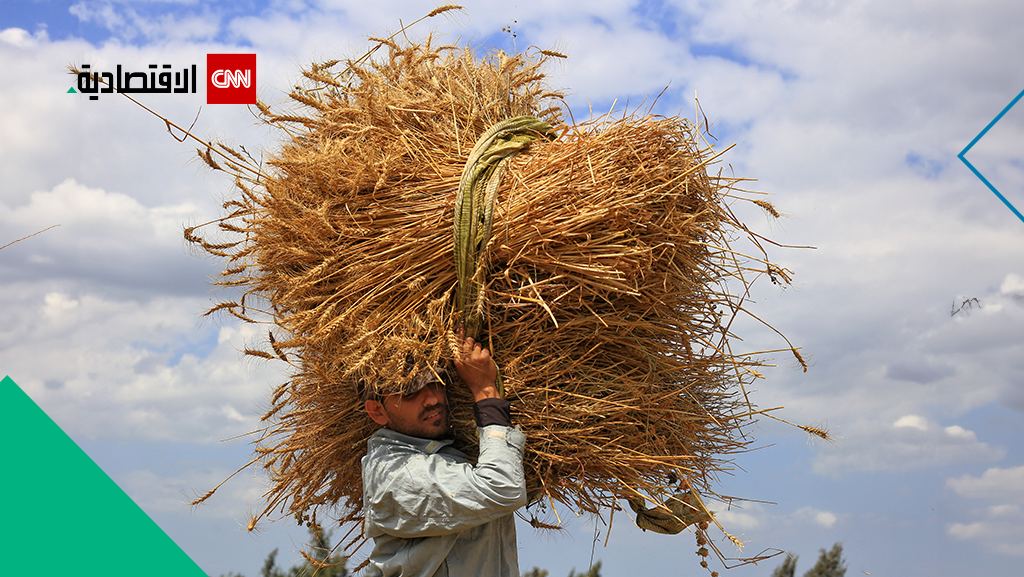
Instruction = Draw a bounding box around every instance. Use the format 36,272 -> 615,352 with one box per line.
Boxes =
186,20 -> 808,568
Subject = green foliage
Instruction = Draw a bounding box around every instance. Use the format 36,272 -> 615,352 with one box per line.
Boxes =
768,543 -> 846,577
219,527 -> 348,577
803,543 -> 846,577
522,560 -> 602,577
770,554 -> 798,577
567,561 -> 602,577
259,548 -> 281,577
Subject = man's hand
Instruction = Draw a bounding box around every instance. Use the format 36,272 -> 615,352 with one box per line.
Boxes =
454,330 -> 500,402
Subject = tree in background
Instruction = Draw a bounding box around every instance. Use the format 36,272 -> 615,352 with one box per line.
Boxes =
522,560 -> 602,577
770,554 -> 798,577
220,526 -> 348,577
259,548 -> 282,577
803,543 -> 846,577
769,543 -> 846,577
567,560 -> 602,577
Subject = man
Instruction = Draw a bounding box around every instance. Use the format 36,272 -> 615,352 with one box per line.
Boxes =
361,334 -> 527,577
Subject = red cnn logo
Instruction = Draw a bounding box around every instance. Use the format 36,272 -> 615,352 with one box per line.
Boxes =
207,54 -> 256,104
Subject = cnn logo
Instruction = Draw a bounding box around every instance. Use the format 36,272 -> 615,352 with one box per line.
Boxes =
207,54 -> 256,104
212,69 -> 250,89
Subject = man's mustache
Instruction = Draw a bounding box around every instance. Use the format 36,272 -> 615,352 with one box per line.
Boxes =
421,403 -> 446,419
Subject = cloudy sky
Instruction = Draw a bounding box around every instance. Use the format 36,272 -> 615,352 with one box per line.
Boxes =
2,0 -> 1022,575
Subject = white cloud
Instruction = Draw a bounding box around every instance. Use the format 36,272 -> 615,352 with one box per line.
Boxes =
894,414 -> 928,431
947,521 -> 985,541
742,264 -> 1024,468
69,1 -> 221,42
948,466 -> 1024,502
708,499 -> 763,531
704,500 -> 840,536
793,506 -> 838,529
0,178 -> 213,295
814,510 -> 837,528
811,418 -> 1004,476
69,2 -> 128,34
42,292 -> 81,322
947,467 -> 1024,557
944,425 -> 976,442
121,464 -> 270,519
1001,274 -> 1024,297
3,284 -> 283,443
0,27 -> 50,48
10,177 -> 163,226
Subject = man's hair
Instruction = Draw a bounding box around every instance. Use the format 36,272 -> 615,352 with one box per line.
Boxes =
356,377 -> 381,403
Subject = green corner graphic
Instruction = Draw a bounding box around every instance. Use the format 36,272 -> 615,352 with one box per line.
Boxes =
1,375 -> 207,577
68,87 -> 78,93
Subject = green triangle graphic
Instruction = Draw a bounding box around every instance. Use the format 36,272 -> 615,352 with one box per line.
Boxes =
68,87 -> 78,93
1,375 -> 207,577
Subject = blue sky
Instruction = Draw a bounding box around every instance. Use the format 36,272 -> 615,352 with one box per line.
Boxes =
3,1 -> 1024,576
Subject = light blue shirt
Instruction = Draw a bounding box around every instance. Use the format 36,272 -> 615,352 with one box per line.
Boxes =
361,425 -> 527,577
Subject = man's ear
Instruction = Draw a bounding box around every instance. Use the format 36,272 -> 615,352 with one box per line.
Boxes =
365,399 -> 390,426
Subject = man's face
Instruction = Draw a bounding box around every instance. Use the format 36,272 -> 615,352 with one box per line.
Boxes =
367,381 -> 449,439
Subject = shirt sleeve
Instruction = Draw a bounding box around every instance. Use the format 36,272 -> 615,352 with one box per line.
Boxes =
364,426 -> 527,538
473,397 -> 512,427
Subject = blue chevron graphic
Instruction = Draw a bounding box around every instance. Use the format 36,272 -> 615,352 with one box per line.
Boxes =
958,88 -> 1024,224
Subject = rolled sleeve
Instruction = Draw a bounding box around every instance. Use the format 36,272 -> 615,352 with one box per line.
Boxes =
474,398 -> 513,427
364,426 -> 527,539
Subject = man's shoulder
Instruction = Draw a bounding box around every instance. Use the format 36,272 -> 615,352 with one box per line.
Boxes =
361,429 -> 470,496
364,429 -> 468,471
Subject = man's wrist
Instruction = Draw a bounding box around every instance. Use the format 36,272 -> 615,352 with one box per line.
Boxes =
471,385 -> 500,403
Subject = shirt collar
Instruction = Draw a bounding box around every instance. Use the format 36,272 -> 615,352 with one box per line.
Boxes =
373,427 -> 454,454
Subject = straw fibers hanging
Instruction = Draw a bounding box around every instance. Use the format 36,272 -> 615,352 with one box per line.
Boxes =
186,28 -> 808,567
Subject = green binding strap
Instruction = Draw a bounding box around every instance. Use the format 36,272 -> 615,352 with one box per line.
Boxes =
628,490 -> 715,535
454,116 -> 556,397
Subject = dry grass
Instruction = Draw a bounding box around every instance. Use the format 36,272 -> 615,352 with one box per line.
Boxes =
183,30 -> 811,566
0,225 -> 60,251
